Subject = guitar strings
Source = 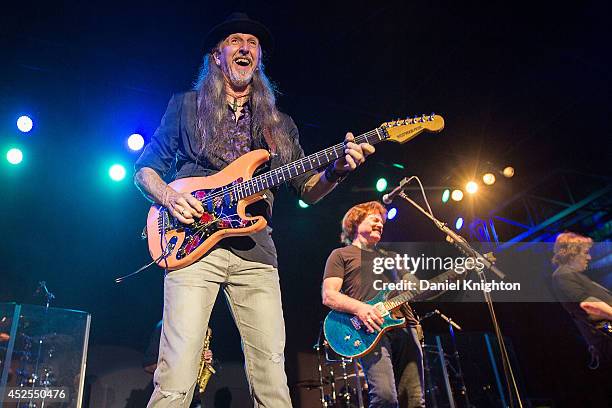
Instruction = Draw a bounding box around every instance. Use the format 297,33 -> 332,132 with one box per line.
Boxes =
175,116 -> 433,217
197,128 -> 382,205
230,116 -> 434,203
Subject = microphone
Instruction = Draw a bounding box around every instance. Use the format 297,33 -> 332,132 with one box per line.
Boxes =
382,177 -> 412,205
435,309 -> 462,331
36,281 -> 55,300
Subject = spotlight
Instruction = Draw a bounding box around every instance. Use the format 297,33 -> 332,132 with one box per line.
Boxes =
442,189 -> 450,203
451,189 -> 464,202
127,133 -> 145,151
387,207 -> 397,220
17,116 -> 33,133
455,217 -> 464,230
298,199 -> 309,209
109,164 -> 126,181
502,166 -> 515,178
375,178 -> 388,192
6,148 -> 23,165
483,173 -> 496,185
466,181 -> 478,194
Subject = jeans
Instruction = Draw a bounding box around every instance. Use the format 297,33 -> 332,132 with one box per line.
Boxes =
147,248 -> 292,407
360,327 -> 425,408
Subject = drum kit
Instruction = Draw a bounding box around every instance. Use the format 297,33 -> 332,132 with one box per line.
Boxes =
1,318 -> 70,390
297,335 -> 368,408
0,282 -> 81,407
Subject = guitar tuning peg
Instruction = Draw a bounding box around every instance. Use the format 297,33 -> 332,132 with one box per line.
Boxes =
413,115 -> 419,123
429,112 -> 435,120
421,114 -> 427,122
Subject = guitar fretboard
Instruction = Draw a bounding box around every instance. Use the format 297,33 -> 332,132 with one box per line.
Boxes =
228,127 -> 389,200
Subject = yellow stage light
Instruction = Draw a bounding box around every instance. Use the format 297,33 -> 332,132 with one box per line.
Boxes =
483,173 -> 496,185
451,189 -> 464,201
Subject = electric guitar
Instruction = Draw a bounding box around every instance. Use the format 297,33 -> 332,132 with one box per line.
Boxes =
145,114 -> 444,270
323,268 -> 461,358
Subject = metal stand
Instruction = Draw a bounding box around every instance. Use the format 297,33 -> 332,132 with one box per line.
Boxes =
421,309 -> 472,408
313,323 -> 330,407
447,318 -> 471,408
397,187 -> 523,408
311,324 -> 365,408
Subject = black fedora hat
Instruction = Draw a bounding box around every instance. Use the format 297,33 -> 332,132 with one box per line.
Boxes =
204,12 -> 273,54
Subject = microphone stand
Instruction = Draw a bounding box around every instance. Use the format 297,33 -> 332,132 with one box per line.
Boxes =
439,310 -> 471,408
396,190 -> 522,408
37,281 -> 56,309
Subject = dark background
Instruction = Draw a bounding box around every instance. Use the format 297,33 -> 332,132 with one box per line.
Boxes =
1,1 -> 611,406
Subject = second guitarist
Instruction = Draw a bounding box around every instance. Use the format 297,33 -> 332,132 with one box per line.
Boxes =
322,201 -> 425,408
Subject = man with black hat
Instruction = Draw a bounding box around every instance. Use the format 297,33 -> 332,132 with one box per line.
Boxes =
134,12 -> 375,407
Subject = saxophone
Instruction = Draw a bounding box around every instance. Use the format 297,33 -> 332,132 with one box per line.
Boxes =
197,327 -> 216,394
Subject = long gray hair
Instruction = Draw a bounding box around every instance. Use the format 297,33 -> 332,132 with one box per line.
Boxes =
193,53 -> 294,164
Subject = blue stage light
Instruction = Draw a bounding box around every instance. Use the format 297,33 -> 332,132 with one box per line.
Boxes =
6,148 -> 23,165
128,133 -> 145,151
109,164 -> 126,181
455,217 -> 464,230
387,207 -> 397,220
17,116 -> 33,133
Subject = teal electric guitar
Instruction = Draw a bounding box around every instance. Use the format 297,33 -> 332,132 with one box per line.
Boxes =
323,269 -> 461,358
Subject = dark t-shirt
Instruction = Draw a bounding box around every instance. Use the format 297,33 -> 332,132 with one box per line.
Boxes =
323,245 -> 419,326
552,265 -> 612,318
135,91 -> 314,267
552,265 -> 612,358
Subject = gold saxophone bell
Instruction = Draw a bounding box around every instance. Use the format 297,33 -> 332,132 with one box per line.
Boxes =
197,327 -> 216,394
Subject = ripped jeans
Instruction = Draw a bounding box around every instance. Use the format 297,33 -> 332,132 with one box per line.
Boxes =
147,248 -> 292,408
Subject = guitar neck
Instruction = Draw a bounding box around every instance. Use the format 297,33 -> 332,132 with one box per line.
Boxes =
232,127 -> 389,199
382,270 -> 459,311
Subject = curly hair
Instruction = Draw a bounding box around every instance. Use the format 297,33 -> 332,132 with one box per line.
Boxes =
552,232 -> 593,266
340,201 -> 387,245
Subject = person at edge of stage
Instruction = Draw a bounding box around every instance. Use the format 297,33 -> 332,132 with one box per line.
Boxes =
133,12 -> 375,408
551,231 -> 612,367
322,201 -> 426,408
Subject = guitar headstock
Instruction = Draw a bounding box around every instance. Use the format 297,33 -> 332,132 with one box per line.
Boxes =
381,114 -> 444,144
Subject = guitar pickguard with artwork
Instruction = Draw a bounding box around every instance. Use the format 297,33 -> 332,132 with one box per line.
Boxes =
155,181 -> 258,261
